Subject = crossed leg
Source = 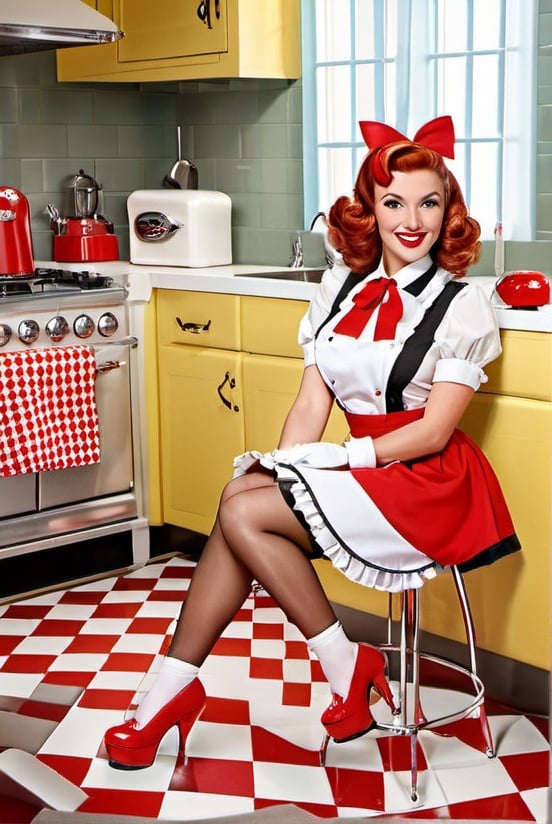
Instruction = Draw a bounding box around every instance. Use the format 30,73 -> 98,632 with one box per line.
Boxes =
168,470 -> 337,665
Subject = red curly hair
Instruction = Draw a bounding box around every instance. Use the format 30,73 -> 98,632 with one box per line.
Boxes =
327,141 -> 481,277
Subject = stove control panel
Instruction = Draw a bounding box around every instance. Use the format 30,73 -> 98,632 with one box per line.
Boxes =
0,308 -> 126,350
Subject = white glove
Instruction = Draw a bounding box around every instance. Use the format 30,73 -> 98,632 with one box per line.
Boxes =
272,442 -> 348,469
232,450 -> 277,478
344,435 -> 377,468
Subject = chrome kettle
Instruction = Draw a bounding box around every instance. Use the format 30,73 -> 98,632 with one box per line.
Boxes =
65,169 -> 102,218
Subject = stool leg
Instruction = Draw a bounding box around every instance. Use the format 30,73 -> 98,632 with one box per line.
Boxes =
451,567 -> 495,758
410,731 -> 419,802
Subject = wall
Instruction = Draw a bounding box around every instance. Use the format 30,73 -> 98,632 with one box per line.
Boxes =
0,52 -> 303,266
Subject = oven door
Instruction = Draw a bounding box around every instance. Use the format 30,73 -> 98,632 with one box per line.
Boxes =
38,341 -> 134,509
0,473 -> 36,517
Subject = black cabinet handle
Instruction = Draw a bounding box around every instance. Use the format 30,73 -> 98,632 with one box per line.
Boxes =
217,371 -> 239,412
176,317 -> 211,334
197,1 -> 212,29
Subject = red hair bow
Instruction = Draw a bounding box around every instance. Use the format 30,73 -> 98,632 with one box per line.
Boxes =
359,115 -> 455,159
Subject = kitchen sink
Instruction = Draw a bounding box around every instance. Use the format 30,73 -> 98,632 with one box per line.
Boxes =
240,268 -> 326,283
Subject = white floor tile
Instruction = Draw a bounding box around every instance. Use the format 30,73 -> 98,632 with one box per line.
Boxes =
250,639 -> 285,659
490,714 -> 550,754
40,707 -> 122,758
433,757 -> 518,805
48,653 -> 109,672
0,673 -> 44,698
253,761 -> 334,804
102,590 -> 154,604
135,601 -> 182,619
0,618 -> 42,636
186,721 -> 253,760
159,791 -> 254,822
283,659 -> 312,683
112,634 -> 165,654
12,636 -> 73,655
79,619 -> 134,635
44,604 -> 99,620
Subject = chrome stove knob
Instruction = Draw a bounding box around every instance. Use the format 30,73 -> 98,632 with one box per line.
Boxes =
0,323 -> 12,346
98,311 -> 118,337
73,313 -> 95,339
46,315 -> 70,342
18,319 -> 40,345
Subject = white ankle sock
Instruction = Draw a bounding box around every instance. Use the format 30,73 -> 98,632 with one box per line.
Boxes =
307,620 -> 357,699
133,657 -> 199,729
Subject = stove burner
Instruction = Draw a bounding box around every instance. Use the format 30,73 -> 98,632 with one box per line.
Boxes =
0,268 -> 115,297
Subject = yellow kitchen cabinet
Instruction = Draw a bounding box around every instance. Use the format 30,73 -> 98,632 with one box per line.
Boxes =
57,0 -> 301,82
158,343 -> 244,534
156,289 -> 244,532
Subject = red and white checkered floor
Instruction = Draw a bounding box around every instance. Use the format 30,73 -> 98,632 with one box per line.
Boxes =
0,555 -> 549,822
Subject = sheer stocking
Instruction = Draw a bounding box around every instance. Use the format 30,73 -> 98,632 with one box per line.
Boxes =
134,472 -> 342,727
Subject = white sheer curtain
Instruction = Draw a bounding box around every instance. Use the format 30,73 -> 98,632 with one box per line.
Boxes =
303,0 -> 537,240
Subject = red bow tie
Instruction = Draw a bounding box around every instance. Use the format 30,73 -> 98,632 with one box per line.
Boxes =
332,277 -> 403,340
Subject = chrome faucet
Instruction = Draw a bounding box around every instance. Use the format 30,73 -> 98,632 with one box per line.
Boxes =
289,233 -> 304,268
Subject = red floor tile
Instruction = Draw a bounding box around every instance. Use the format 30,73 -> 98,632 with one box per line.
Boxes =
500,750 -> 550,792
63,634 -> 120,654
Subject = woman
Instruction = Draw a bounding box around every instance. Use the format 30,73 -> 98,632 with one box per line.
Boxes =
104,115 -> 520,770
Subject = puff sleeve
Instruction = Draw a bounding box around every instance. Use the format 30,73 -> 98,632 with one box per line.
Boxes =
433,282 -> 501,391
298,260 -> 353,366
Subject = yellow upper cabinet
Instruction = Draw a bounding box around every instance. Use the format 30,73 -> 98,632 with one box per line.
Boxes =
57,0 -> 301,82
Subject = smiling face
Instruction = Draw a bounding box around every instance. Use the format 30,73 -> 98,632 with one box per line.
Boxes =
373,168 -> 446,276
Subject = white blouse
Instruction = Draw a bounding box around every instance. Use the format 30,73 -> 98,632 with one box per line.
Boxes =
299,255 -> 501,416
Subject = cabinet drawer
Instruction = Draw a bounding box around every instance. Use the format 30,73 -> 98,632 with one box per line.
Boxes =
484,330 -> 551,401
158,290 -> 241,350
241,296 -> 308,358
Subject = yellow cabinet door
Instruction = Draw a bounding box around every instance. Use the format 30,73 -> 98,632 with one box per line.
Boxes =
242,354 -> 348,452
118,0 -> 227,62
159,345 -> 244,533
57,0 -> 300,82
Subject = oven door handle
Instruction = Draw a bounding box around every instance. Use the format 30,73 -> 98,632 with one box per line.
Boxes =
97,335 -> 138,348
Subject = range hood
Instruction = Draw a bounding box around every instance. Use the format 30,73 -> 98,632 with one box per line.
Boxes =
0,0 -> 123,56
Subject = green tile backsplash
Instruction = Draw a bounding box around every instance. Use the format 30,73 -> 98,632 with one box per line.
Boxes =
0,8 -> 551,272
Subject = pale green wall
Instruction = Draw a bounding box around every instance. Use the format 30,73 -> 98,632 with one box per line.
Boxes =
0,2 -> 550,270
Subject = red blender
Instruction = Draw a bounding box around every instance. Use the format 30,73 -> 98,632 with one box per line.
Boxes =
49,170 -> 119,262
0,186 -> 35,276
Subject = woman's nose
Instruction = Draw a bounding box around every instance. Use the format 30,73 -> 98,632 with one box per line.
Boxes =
403,208 -> 422,230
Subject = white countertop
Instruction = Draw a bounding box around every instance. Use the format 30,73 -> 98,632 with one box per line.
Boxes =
38,261 -> 552,333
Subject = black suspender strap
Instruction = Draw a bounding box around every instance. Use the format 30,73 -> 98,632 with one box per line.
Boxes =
314,271 -> 366,340
385,280 -> 467,412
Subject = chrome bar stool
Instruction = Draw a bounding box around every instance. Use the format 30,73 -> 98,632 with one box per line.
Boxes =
320,565 -> 495,804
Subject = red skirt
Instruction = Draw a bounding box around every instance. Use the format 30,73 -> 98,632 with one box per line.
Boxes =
345,408 -> 520,571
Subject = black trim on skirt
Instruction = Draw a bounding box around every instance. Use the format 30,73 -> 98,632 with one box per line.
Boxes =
458,533 -> 522,573
278,480 -> 324,558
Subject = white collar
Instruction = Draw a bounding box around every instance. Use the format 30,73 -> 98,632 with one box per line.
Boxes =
368,255 -> 436,289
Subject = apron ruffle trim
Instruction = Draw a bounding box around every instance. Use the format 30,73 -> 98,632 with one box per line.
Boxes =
276,464 -> 439,593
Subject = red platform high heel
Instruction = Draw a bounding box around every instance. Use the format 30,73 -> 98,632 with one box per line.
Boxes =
104,678 -> 206,769
321,644 -> 397,743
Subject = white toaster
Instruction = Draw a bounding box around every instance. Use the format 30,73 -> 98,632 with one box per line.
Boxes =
127,189 -> 232,268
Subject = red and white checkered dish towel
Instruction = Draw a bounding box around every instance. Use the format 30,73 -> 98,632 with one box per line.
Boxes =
0,345 -> 101,477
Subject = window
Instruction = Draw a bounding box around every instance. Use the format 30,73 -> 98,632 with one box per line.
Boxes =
302,0 -> 536,240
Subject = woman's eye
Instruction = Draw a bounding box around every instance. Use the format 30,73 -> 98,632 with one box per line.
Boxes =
422,198 -> 439,208
383,199 -> 401,209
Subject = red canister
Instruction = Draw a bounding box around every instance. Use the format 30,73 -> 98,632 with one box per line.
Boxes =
495,271 -> 550,307
0,187 -> 35,276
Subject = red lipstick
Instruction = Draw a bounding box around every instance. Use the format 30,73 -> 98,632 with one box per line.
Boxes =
395,232 -> 427,248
